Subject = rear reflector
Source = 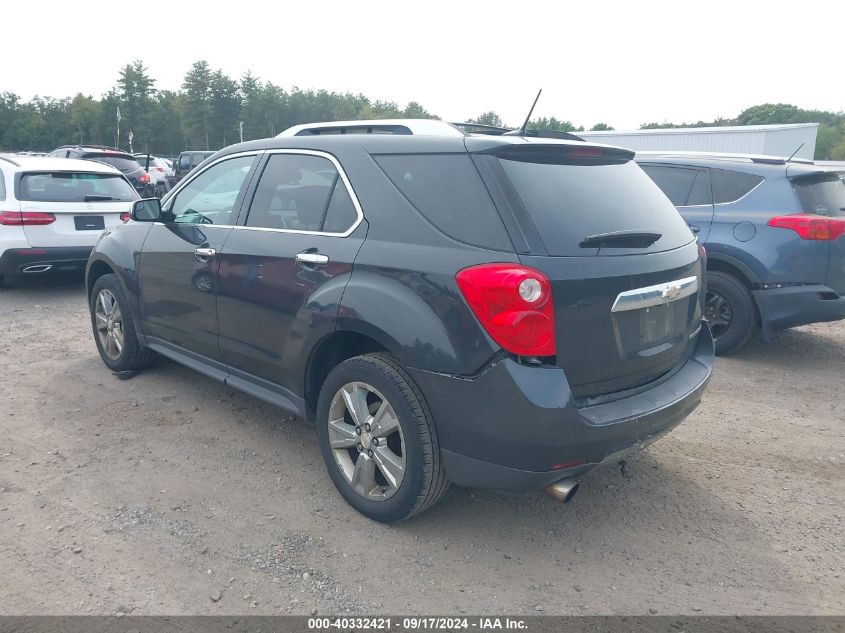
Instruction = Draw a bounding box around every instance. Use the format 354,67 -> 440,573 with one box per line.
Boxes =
0,211 -> 56,226
768,214 -> 845,241
456,263 -> 555,356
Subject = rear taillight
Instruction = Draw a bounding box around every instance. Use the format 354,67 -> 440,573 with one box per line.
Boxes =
0,211 -> 56,226
155,167 -> 165,172
139,173 -> 151,183
119,212 -> 131,223
768,214 -> 845,241
456,263 -> 555,356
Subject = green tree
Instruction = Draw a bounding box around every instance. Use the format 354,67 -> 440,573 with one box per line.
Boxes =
69,94 -> 100,145
209,70 -> 241,146
590,122 -> 614,131
468,111 -> 504,127
529,116 -> 577,132
116,60 -> 156,150
182,60 -> 213,149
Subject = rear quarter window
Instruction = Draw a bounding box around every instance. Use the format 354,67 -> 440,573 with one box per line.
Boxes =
0,169 -> 5,200
710,168 -> 764,204
374,154 -> 512,251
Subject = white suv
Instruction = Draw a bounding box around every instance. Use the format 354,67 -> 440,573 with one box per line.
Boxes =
133,153 -> 173,196
0,155 -> 139,286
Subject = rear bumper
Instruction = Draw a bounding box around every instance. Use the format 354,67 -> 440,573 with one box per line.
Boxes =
408,322 -> 714,492
753,284 -> 845,338
0,246 -> 93,275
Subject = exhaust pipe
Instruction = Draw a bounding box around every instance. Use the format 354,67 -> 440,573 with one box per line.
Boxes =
545,478 -> 579,503
22,264 -> 52,274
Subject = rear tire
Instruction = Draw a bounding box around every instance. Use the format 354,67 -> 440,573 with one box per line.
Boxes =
90,274 -> 155,372
315,353 -> 449,522
705,270 -> 756,355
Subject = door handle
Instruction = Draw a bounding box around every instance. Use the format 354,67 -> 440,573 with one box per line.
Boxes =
296,252 -> 329,266
194,247 -> 216,259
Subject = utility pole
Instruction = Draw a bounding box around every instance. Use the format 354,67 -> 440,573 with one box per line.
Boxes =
239,121 -> 244,143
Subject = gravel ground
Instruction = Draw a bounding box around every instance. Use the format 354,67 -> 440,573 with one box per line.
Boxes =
0,273 -> 842,616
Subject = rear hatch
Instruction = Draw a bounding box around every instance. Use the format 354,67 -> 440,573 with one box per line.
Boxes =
82,152 -> 146,186
471,140 -> 702,399
790,170 -> 845,295
17,171 -> 137,247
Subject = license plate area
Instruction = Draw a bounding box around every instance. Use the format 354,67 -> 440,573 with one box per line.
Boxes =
74,215 -> 104,231
612,298 -> 692,358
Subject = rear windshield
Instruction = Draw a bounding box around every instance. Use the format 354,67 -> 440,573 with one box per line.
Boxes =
793,173 -> 845,217
19,172 -> 138,202
83,153 -> 141,172
497,157 -> 694,256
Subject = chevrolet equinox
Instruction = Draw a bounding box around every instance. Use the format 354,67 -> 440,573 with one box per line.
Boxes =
86,128 -> 714,521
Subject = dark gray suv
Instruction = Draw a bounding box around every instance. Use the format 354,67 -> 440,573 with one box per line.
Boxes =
85,130 -> 714,521
638,153 -> 845,354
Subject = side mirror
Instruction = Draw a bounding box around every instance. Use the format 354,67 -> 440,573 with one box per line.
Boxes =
131,198 -> 162,222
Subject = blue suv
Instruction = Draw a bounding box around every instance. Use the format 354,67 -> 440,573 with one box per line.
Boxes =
637,153 -> 845,354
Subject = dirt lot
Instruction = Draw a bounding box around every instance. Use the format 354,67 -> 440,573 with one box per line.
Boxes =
0,273 -> 842,616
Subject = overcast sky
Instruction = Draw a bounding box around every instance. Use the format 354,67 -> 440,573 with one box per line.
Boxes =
5,0 -> 843,130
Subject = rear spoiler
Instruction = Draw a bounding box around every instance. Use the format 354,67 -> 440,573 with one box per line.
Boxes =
786,163 -> 845,180
477,142 -> 635,164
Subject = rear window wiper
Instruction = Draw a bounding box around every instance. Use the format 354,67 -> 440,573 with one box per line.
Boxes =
579,230 -> 662,249
83,195 -> 117,201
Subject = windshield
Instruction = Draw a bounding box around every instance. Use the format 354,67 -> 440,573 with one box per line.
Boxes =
19,172 -> 139,202
793,173 -> 845,217
497,157 -> 694,256
83,153 -> 142,173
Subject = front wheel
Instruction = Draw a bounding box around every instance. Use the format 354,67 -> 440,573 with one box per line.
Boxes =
315,353 -> 449,522
704,270 -> 757,355
90,274 -> 155,371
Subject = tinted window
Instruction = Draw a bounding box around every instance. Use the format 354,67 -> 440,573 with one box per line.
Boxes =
640,165 -> 711,206
19,172 -> 138,202
323,179 -> 358,233
82,153 -> 141,173
793,173 -> 845,217
498,158 -> 693,256
246,154 -> 353,232
168,156 -> 254,224
375,154 -> 511,250
710,169 -> 764,204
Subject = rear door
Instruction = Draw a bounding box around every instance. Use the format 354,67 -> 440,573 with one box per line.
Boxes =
16,171 -> 136,246
791,171 -> 845,294
216,150 -> 365,393
472,144 -> 702,399
138,154 -> 259,361
638,163 -> 715,241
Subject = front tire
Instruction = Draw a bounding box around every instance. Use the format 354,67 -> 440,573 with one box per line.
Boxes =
90,274 -> 155,372
705,270 -> 756,355
315,353 -> 449,522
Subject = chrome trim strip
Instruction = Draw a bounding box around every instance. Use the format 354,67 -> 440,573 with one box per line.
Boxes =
162,149 -> 364,238
611,276 -> 699,313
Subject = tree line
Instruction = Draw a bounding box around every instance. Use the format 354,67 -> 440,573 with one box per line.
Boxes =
1,61 -> 844,159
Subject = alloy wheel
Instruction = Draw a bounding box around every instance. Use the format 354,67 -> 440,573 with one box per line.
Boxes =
327,382 -> 406,501
704,289 -> 733,339
94,289 -> 124,360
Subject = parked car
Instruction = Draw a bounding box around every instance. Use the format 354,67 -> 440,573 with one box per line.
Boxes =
637,152 -> 845,354
86,126 -> 713,521
0,154 -> 138,286
133,153 -> 172,197
173,150 -> 216,185
47,146 -> 154,197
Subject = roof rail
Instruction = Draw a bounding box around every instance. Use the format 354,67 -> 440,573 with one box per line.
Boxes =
0,154 -> 21,166
635,150 -> 814,165
278,119 -> 466,138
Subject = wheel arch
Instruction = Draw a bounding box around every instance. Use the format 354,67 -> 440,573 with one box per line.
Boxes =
304,330 -> 390,421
